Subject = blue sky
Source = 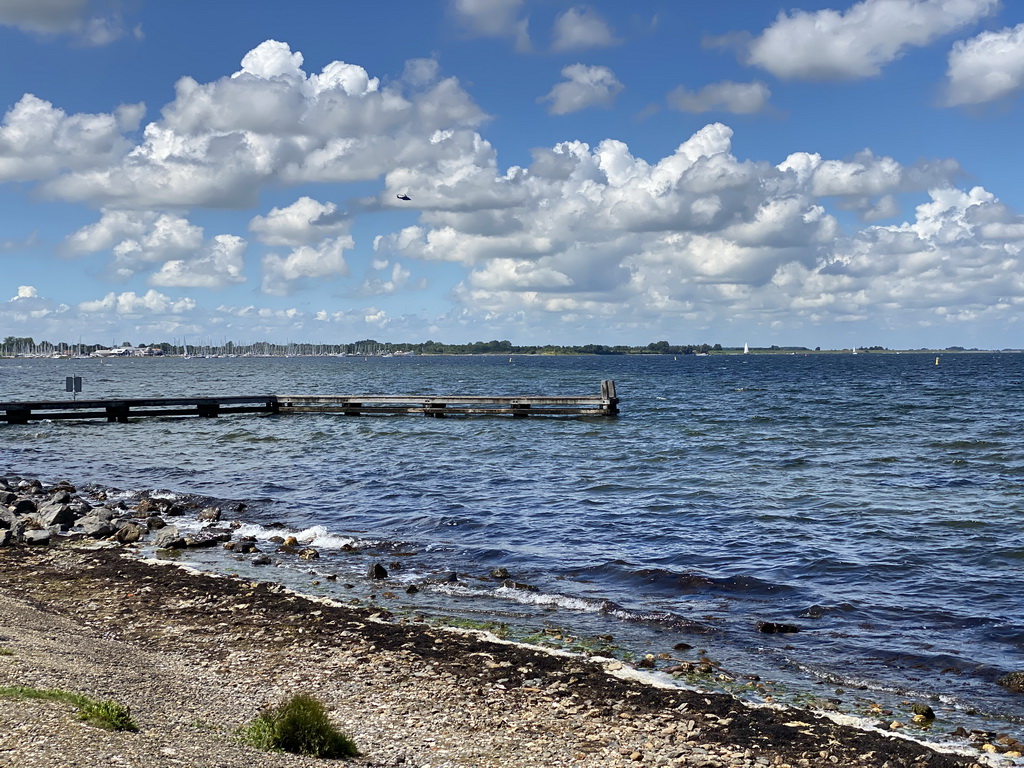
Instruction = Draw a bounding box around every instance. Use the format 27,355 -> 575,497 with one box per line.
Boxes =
2,0 -> 1024,350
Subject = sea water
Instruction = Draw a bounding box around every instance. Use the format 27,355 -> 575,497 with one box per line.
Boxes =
2,352 -> 1022,746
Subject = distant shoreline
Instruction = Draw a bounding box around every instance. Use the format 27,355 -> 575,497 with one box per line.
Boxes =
2,347 -> 1020,360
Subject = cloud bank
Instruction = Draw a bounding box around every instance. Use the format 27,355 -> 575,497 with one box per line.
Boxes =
2,34 -> 1024,347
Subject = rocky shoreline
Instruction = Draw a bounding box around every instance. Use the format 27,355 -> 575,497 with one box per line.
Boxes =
1,475 -> 1018,767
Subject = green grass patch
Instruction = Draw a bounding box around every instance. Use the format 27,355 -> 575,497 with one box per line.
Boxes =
241,693 -> 358,759
0,647 -> 14,656
0,685 -> 138,731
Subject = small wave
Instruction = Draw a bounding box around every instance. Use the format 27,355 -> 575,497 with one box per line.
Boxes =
494,584 -> 607,613
480,584 -> 716,633
575,561 -> 791,598
215,430 -> 283,443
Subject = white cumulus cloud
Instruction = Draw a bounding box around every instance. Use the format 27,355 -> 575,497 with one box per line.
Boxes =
541,64 -> 624,115
946,23 -> 1024,105
249,197 -> 349,246
261,235 -> 354,295
78,289 -> 196,315
40,40 -> 488,209
368,116 -> 1023,343
746,0 -> 998,80
551,6 -> 618,51
64,210 -> 247,286
0,94 -> 141,182
151,234 -> 248,289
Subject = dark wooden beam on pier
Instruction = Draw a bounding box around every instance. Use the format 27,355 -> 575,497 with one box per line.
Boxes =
0,382 -> 619,423
1,395 -> 280,425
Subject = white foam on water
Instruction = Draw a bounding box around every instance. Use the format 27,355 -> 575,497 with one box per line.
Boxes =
428,582 -> 484,598
224,521 -> 366,549
495,585 -> 605,613
294,524 -> 363,549
229,522 -> 271,539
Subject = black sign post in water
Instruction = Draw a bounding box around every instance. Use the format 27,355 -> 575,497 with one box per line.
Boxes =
65,376 -> 82,400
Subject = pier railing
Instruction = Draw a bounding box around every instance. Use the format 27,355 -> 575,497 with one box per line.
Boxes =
0,381 -> 619,423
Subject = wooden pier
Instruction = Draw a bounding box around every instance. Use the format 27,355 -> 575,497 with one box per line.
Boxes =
0,381 -> 619,424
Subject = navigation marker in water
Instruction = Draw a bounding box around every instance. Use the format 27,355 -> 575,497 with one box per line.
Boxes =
65,376 -> 82,401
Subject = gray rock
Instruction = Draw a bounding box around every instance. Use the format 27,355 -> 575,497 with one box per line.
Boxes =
77,515 -> 116,538
252,553 -> 272,565
34,503 -> 78,529
501,579 -> 538,592
367,563 -> 388,580
910,703 -> 935,719
114,523 -> 145,544
998,671 -> 1024,693
134,497 -> 160,515
22,529 -> 51,546
153,526 -> 186,549
68,498 -> 92,516
11,498 -> 36,516
184,530 -> 231,548
197,506 -> 221,522
50,490 -> 72,505
0,529 -> 10,547
755,621 -> 801,634
0,508 -> 16,530
146,515 -> 167,530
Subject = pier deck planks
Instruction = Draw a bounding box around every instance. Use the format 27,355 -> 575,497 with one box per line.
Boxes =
1,382 -> 619,423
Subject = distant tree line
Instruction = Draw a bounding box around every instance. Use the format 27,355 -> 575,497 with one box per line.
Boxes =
3,335 -> 736,357
0,335 -> 993,358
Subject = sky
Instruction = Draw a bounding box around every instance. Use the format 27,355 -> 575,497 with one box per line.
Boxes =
2,0 -> 1024,350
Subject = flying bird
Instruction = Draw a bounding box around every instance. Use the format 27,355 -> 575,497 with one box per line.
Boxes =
396,193 -> 411,201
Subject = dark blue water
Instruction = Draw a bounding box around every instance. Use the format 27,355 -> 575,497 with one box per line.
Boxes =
2,353 -> 1022,746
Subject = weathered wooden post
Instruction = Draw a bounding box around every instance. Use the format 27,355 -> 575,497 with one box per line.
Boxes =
197,402 -> 220,418
5,407 -> 29,425
106,403 -> 129,423
600,380 -> 619,415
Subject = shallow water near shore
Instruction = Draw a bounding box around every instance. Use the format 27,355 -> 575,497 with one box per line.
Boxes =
2,352 -> 1022,746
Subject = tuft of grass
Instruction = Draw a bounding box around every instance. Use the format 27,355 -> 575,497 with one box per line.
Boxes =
77,697 -> 139,731
241,693 -> 358,759
0,647 -> 14,656
0,685 -> 138,732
